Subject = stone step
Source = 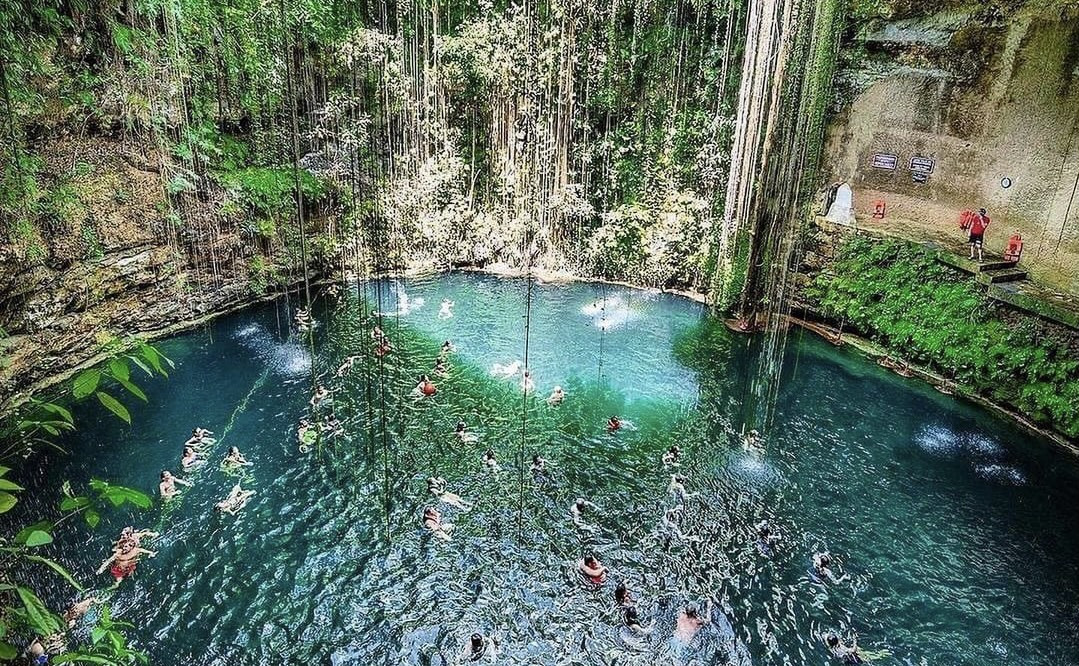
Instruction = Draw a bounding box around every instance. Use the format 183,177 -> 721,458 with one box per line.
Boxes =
937,252 -> 1018,273
976,267 -> 1028,285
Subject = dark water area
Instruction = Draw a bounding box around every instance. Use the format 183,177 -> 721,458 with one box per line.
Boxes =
6,273 -> 1079,665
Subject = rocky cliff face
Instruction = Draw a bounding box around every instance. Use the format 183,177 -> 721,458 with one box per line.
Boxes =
0,136 -> 268,408
821,0 -> 1079,292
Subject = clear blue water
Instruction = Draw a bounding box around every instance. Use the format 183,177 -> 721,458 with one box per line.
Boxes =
8,273 -> 1079,665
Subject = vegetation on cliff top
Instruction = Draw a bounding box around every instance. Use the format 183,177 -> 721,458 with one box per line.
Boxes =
808,236 -> 1079,439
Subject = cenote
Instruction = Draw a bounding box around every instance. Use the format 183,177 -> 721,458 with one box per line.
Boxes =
9,274 -> 1079,665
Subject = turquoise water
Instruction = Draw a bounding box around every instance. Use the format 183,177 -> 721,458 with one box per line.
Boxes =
8,273 -> 1079,665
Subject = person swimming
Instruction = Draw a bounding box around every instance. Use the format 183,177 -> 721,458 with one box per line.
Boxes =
622,606 -> 655,637
614,580 -> 633,607
570,498 -> 598,529
668,474 -> 694,502
96,539 -> 156,582
662,445 -> 681,467
413,375 -> 438,398
674,598 -> 712,642
215,484 -> 255,515
422,506 -> 454,541
578,552 -> 608,585
482,448 -> 500,473
181,445 -> 202,471
184,427 -> 214,450
297,419 -> 317,453
520,370 -> 534,394
110,526 -> 158,555
454,421 -> 479,443
825,632 -> 864,664
427,476 -> 473,510
438,299 -> 454,319
222,446 -> 252,468
294,307 -> 312,331
434,357 -> 449,377
158,470 -> 192,500
310,385 -> 331,408
606,415 -> 622,432
466,632 -> 498,662
813,551 -> 848,583
336,355 -> 360,377
660,505 -> 701,545
743,428 -> 763,451
440,340 -> 455,355
546,385 -> 565,406
755,519 -> 780,555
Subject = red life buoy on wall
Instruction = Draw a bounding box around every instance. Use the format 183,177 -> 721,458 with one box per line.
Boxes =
958,209 -> 975,230
873,200 -> 886,219
1003,232 -> 1024,262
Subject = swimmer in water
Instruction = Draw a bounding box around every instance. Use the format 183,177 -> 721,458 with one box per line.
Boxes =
184,427 -> 214,449
743,428 -> 762,451
825,632 -> 864,664
438,299 -> 454,319
294,307 -> 312,331
482,448 -> 501,473
96,539 -> 156,582
215,484 -> 255,515
110,526 -> 158,555
622,606 -> 655,637
413,375 -> 438,398
530,454 -> 549,475
614,580 -> 634,608
310,385 -> 331,408
181,445 -> 202,471
336,355 -> 360,377
606,415 -> 622,432
454,421 -> 479,443
222,446 -> 252,468
662,444 -> 681,467
465,632 -> 498,662
578,552 -> 608,585
427,476 -> 473,510
422,506 -> 454,541
813,551 -> 848,583
660,505 -> 701,545
546,385 -> 565,406
520,369 -> 535,394
440,339 -> 455,356
668,474 -> 696,502
674,598 -> 712,642
755,519 -> 780,555
158,470 -> 192,500
62,595 -> 104,629
570,498 -> 599,529
434,357 -> 449,377
319,416 -> 344,437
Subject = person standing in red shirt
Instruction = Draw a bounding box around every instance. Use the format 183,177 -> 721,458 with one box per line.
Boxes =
968,207 -> 991,261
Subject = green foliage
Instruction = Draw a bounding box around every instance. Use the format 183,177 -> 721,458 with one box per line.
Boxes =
809,237 -> 1079,438
0,341 -> 163,663
218,167 -> 326,218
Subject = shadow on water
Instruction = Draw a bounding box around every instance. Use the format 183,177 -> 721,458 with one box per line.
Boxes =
5,274 -> 1079,665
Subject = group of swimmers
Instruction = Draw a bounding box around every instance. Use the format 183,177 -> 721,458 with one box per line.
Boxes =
305,300 -> 866,663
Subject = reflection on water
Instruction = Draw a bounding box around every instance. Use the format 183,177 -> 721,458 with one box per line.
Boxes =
7,273 -> 1079,665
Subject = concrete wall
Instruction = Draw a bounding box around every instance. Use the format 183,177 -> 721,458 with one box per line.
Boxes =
821,3 -> 1079,292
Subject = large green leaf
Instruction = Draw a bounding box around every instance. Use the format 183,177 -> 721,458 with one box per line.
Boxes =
0,642 -> 15,660
0,478 -> 22,491
16,585 -> 62,635
72,369 -> 102,399
0,491 -> 16,514
15,520 -> 53,544
84,508 -> 101,528
39,401 -> 74,424
108,357 -> 130,382
60,496 -> 91,512
22,554 -> 84,592
115,377 -> 147,402
95,391 -> 131,424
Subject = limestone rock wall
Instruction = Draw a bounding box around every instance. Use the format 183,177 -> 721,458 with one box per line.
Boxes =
821,1 -> 1079,292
